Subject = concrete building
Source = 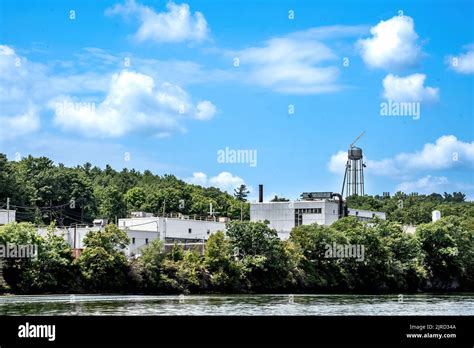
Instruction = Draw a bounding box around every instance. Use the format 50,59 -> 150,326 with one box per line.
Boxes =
250,187 -> 386,239
0,209 -> 16,225
347,208 -> 386,221
119,214 -> 226,256
251,200 -> 341,239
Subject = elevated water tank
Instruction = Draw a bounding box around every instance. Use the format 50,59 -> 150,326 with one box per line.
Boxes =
348,146 -> 363,160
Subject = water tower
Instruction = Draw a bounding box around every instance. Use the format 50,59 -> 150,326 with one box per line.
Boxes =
342,131 -> 366,198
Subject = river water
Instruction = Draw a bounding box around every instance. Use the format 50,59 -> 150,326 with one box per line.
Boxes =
0,293 -> 472,316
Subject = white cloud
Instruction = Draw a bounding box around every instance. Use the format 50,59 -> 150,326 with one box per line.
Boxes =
382,73 -> 439,102
186,171 -> 247,193
50,70 -> 216,137
328,150 -> 347,174
106,0 -> 209,44
357,15 -> 422,69
328,135 -> 474,177
235,37 -> 339,94
195,100 -> 217,120
0,45 -> 44,140
0,107 -> 40,141
396,175 -> 473,194
446,45 -> 474,74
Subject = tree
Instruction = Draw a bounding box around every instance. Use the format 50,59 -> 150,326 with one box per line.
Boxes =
204,231 -> 240,291
416,216 -> 473,290
77,224 -> 130,292
0,222 -> 77,293
95,186 -> 127,222
124,187 -> 147,212
233,184 -> 250,202
226,221 -> 292,291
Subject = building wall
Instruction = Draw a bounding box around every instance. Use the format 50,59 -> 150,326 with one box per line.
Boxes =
250,200 -> 341,238
348,208 -> 386,221
0,210 -> 16,225
118,217 -> 226,256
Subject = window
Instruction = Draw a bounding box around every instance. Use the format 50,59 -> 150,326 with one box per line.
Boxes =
132,237 -> 136,244
188,228 -> 192,234
145,238 -> 149,245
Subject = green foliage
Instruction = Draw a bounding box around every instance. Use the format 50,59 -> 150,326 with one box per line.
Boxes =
77,224 -> 130,292
0,222 -> 77,293
233,184 -> 250,202
226,221 -> 293,291
346,192 -> 474,225
416,216 -> 474,290
0,153 -> 247,225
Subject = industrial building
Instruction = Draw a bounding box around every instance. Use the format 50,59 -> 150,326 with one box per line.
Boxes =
35,215 -> 226,257
250,132 -> 386,238
118,215 -> 226,256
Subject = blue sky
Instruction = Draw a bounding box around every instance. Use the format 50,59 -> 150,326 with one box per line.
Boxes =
1,0 -> 473,200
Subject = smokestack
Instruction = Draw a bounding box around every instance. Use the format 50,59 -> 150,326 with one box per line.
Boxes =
258,184 -> 263,203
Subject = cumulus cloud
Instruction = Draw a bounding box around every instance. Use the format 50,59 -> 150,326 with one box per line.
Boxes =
396,175 -> 473,194
235,37 -> 339,94
0,45 -> 43,140
446,45 -> 474,74
0,106 -> 40,141
357,15 -> 422,69
186,171 -> 247,192
328,135 -> 474,177
382,73 -> 439,102
49,70 -> 216,137
106,0 -> 209,44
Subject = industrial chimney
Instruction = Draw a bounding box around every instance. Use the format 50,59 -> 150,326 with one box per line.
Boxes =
258,184 -> 263,203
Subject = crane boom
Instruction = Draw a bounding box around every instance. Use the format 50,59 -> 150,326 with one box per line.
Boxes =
350,131 -> 365,148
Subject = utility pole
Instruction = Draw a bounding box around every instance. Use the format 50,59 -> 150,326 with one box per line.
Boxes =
162,200 -> 166,217
240,202 -> 243,221
6,197 -> 10,223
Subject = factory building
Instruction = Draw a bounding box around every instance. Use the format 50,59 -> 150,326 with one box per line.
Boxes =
118,215 -> 226,256
250,185 -> 385,239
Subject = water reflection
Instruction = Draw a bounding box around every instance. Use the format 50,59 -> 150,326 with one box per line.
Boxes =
0,294 -> 472,316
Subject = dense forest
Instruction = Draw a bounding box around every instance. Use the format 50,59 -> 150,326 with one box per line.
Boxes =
0,154 -> 250,225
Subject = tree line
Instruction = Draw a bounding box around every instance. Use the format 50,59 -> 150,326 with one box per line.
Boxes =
1,215 -> 472,294
0,154 -> 250,225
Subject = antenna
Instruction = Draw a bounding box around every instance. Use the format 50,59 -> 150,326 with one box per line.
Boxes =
350,131 -> 365,149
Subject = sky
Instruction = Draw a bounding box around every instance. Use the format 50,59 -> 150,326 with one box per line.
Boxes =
0,0 -> 473,201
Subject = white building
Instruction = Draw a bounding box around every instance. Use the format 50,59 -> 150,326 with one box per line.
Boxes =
250,189 -> 386,239
251,200 -> 342,239
348,208 -> 386,221
118,215 -> 226,256
0,209 -> 16,225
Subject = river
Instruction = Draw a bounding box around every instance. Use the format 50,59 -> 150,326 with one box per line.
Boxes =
0,293 -> 472,315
